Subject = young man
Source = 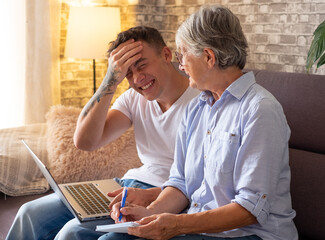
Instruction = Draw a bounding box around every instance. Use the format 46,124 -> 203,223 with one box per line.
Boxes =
6,26 -> 198,240
107,6 -> 298,240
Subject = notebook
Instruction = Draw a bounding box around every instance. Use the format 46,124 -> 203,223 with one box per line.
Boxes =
22,139 -> 121,222
96,222 -> 140,233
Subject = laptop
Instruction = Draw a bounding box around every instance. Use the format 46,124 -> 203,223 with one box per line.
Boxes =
21,139 -> 121,222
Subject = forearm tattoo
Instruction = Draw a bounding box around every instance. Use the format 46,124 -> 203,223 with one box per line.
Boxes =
81,70 -> 120,117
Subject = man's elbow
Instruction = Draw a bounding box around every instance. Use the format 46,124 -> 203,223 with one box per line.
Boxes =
73,132 -> 97,151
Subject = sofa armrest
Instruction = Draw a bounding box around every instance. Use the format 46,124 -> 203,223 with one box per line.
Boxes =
0,123 -> 49,196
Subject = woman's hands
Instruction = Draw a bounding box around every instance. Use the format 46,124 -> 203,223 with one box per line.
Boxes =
108,186 -> 189,239
110,201 -> 182,240
129,213 -> 181,240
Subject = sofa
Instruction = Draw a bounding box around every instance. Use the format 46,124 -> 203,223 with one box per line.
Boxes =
252,69 -> 325,240
0,68 -> 324,239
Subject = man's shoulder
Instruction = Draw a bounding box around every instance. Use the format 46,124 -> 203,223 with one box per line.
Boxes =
180,87 -> 200,104
183,92 -> 202,117
112,88 -> 145,111
119,88 -> 145,102
186,87 -> 200,97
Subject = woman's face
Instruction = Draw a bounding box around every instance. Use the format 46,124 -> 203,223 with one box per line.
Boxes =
176,41 -> 243,101
176,45 -> 209,91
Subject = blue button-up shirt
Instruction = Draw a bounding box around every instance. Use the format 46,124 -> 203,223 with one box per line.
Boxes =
164,72 -> 298,239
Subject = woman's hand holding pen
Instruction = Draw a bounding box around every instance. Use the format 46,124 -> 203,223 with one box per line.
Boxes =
110,201 -> 180,240
110,200 -> 151,223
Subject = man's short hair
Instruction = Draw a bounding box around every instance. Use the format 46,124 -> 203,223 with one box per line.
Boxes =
107,26 -> 167,55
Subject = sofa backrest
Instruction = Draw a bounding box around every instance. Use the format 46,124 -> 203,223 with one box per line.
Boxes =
253,70 -> 325,154
252,70 -> 325,240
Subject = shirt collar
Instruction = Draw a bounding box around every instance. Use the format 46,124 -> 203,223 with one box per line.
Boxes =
198,71 -> 256,106
199,91 -> 213,106
227,71 -> 256,100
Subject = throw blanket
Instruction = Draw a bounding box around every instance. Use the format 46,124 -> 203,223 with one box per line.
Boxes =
0,123 -> 49,196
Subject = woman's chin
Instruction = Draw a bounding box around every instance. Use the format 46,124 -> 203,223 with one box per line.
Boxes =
189,79 -> 198,89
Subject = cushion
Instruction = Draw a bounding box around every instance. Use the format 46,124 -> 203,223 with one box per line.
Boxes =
254,70 -> 325,154
46,105 -> 142,184
0,123 -> 49,196
289,148 -> 325,239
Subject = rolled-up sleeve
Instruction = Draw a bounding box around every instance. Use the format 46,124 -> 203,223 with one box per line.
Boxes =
232,98 -> 290,225
232,191 -> 270,225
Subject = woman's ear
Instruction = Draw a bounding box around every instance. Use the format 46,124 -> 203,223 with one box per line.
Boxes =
203,48 -> 215,69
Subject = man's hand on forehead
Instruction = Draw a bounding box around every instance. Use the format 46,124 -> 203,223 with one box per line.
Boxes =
111,39 -> 143,60
106,39 -> 143,84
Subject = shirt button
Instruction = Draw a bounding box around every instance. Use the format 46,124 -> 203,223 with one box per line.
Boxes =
204,155 -> 207,159
262,194 -> 267,199
194,203 -> 198,207
207,130 -> 211,135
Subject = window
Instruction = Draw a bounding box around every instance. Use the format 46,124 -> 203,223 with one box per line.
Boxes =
0,0 -> 26,128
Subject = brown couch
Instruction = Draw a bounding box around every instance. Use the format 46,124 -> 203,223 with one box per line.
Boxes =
1,69 -> 324,239
251,70 -> 325,240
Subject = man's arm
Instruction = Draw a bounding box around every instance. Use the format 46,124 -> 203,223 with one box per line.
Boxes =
74,39 -> 143,151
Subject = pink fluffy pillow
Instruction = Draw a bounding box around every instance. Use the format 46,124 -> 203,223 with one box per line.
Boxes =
46,105 -> 141,184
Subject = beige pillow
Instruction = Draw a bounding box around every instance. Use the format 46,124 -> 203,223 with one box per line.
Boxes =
46,105 -> 142,184
0,123 -> 49,196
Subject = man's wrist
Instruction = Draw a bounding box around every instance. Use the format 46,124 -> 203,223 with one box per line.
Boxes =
101,74 -> 119,91
104,68 -> 123,88
98,83 -> 117,94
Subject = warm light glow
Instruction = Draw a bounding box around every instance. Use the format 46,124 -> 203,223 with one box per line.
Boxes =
65,7 -> 121,59
128,0 -> 139,4
0,0 -> 25,128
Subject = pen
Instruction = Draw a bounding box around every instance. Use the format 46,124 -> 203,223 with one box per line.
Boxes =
118,187 -> 128,222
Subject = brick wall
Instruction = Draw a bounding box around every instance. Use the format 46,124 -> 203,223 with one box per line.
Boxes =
60,0 -> 325,107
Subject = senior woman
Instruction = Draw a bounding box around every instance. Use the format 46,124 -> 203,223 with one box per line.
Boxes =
102,5 -> 298,240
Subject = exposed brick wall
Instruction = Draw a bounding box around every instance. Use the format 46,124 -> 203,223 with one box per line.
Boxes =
60,0 -> 325,107
60,0 -> 137,107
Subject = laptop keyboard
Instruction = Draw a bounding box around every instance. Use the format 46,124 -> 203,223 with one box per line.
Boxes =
65,183 -> 111,215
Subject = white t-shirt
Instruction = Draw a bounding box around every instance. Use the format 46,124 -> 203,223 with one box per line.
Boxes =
111,87 -> 199,187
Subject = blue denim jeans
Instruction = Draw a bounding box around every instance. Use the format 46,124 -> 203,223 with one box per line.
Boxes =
5,179 -> 155,240
99,233 -> 262,240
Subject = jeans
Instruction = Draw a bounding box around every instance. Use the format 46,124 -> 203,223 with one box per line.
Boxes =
5,178 -> 155,240
98,233 -> 262,240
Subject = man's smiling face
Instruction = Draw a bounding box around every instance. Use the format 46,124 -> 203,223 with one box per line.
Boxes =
125,42 -> 168,101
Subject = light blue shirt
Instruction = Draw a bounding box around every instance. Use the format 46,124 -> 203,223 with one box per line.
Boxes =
164,72 -> 298,239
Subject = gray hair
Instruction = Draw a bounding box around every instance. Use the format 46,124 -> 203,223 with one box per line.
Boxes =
176,5 -> 248,69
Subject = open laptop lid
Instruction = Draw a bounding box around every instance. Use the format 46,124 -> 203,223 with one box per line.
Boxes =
21,139 -> 80,220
